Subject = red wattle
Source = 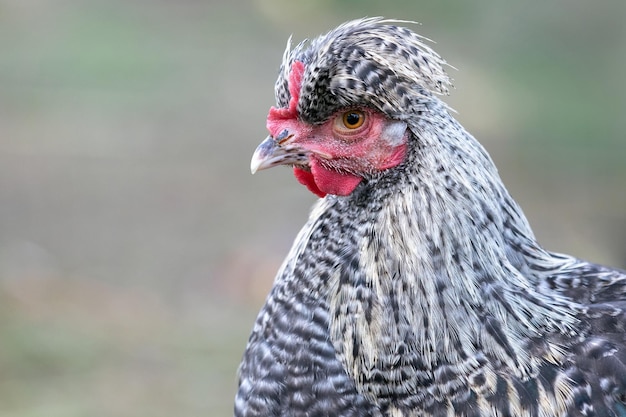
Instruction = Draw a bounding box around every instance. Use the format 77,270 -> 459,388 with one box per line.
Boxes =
293,159 -> 363,198
294,167 -> 326,198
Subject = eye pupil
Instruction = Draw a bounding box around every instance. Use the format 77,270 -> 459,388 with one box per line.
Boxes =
346,113 -> 360,126
342,111 -> 365,129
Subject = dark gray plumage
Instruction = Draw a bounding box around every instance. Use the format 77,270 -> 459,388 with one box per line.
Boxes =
236,18 -> 626,417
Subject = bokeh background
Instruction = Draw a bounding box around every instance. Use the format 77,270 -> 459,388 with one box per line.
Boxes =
0,0 -> 624,415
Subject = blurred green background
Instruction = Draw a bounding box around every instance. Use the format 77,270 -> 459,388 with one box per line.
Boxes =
0,0 -> 624,416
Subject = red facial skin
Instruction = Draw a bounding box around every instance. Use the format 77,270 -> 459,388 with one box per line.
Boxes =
266,61 -> 407,198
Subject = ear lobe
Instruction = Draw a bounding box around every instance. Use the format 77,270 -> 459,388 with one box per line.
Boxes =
380,121 -> 407,146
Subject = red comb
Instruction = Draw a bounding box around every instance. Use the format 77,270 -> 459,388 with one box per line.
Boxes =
267,61 -> 305,132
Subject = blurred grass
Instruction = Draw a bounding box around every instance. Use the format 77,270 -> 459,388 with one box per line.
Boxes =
0,275 -> 252,416
0,0 -> 624,415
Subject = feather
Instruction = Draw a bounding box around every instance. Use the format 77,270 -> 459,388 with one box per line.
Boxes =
235,18 -> 626,417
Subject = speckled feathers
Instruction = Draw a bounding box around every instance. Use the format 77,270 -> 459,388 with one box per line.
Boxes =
275,18 -> 452,124
236,18 -> 626,417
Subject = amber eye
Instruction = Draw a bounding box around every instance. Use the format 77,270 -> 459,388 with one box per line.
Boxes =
342,110 -> 365,129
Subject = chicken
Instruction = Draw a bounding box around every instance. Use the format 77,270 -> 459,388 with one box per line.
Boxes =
235,18 -> 626,417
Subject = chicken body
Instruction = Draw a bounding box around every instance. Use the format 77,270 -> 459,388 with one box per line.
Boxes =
235,18 -> 626,417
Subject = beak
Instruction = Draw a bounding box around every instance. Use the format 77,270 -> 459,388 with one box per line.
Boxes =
250,130 -> 308,174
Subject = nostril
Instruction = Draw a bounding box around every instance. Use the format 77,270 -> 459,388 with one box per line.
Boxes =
275,129 -> 290,142
276,129 -> 294,145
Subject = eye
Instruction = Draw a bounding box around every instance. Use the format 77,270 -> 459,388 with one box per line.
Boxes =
342,110 -> 365,129
333,109 -> 369,138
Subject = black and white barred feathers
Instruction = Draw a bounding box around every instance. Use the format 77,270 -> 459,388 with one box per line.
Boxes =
235,18 -> 626,417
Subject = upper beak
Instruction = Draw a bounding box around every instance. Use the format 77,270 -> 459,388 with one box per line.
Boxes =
250,130 -> 308,174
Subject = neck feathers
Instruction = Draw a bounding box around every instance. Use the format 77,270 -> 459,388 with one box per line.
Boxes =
325,111 -> 581,402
